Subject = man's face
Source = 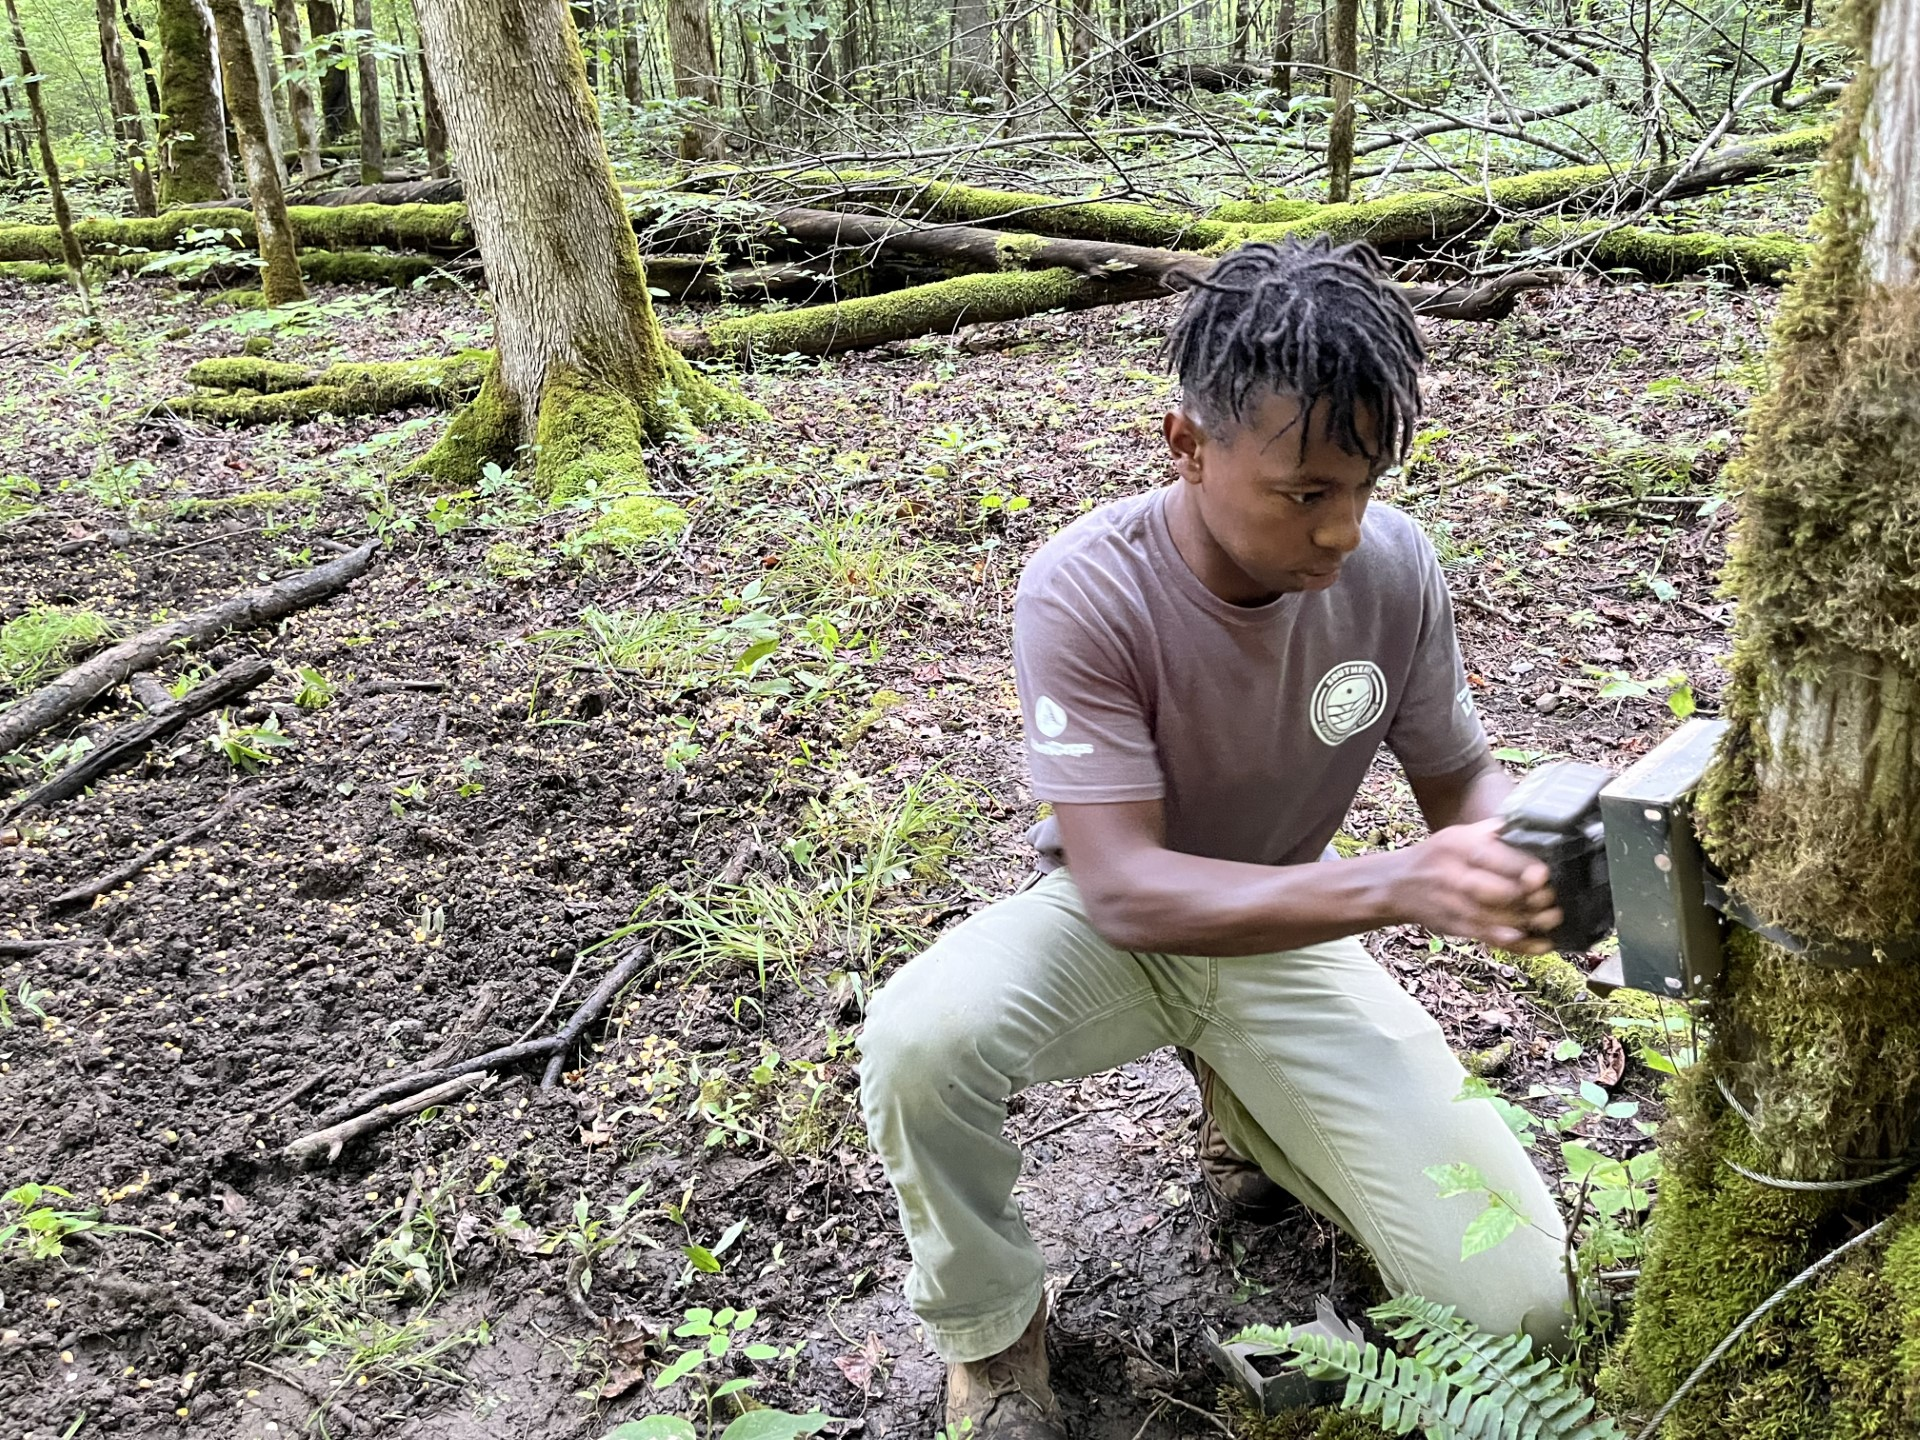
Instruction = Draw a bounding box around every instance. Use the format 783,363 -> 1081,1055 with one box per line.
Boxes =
1164,391 -> 1383,599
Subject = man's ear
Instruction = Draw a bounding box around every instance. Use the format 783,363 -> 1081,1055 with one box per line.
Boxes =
1164,408 -> 1205,483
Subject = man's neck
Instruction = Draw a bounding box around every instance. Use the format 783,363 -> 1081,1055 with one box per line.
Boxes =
1163,484 -> 1283,607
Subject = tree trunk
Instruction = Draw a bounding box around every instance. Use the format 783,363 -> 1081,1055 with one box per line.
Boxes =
271,0 -> 324,179
207,0 -> 305,304
307,0 -> 355,139
951,0 -> 994,94
409,0 -> 745,497
121,0 -> 164,116
1618,0 -> 1920,1432
94,0 -> 158,215
352,0 -> 383,182
619,0 -> 644,106
1325,0 -> 1358,200
1271,0 -> 1294,103
571,0 -> 597,89
243,0 -> 286,166
6,0 -> 90,314
665,0 -> 724,161
419,55 -> 447,176
388,3 -> 419,145
155,0 -> 233,205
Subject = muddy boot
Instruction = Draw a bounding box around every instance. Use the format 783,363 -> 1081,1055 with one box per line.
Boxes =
945,1294 -> 1064,1439
1179,1048 -> 1297,1222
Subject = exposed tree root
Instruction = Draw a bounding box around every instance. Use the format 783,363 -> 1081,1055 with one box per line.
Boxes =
1488,219 -> 1807,283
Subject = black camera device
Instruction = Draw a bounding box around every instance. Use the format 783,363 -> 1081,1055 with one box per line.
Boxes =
1497,761 -> 1615,953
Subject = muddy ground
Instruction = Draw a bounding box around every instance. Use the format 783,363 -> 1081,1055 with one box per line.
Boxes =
0,263 -> 1766,1439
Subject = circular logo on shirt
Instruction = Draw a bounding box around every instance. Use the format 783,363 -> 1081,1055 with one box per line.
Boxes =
1035,695 -> 1069,737
1310,661 -> 1387,746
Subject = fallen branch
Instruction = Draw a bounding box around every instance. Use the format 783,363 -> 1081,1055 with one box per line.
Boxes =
0,543 -> 376,758
303,941 -> 653,1130
152,353 -> 489,424
284,1071 -> 489,1167
2,658 -> 271,821
1487,217 -> 1806,283
48,788 -> 261,908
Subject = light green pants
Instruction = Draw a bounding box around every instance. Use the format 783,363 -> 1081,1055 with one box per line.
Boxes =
858,870 -> 1570,1363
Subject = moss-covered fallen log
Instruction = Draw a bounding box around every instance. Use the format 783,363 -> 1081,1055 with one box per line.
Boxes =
0,202 -> 472,263
154,350 -> 490,423
1487,218 -> 1806,283
1212,127 -> 1829,243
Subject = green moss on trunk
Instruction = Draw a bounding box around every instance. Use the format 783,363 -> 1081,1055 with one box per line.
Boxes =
154,0 -> 229,206
401,358 -> 518,488
0,204 -> 471,265
165,349 -> 490,423
1487,220 -> 1807,285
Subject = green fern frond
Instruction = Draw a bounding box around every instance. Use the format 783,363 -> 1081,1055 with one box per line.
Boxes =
1229,1296 -> 1625,1440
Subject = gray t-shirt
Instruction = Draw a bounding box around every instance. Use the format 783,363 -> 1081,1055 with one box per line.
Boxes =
1014,485 -> 1487,868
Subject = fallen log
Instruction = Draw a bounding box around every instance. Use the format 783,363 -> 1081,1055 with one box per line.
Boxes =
0,202 -> 473,264
155,351 -> 490,422
2,658 -> 271,821
1486,218 -> 1806,283
276,176 -> 465,208
1211,127 -> 1829,240
0,543 -> 376,758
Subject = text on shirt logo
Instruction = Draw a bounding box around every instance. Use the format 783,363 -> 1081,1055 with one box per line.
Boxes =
1030,695 -> 1092,756
1310,661 -> 1388,746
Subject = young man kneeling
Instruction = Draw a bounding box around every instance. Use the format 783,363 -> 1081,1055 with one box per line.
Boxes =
860,238 -> 1570,1439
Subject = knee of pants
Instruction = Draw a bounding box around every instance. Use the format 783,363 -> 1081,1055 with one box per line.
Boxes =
858,977 -> 981,1119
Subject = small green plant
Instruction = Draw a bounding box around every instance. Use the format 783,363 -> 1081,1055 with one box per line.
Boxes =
208,711 -> 296,771
166,662 -> 214,700
293,665 -> 338,709
1231,1294 -> 1625,1439
0,735 -> 94,784
612,1300 -> 824,1440
1584,666 -> 1696,718
2,1183 -> 153,1260
0,606 -> 114,690
0,473 -> 39,526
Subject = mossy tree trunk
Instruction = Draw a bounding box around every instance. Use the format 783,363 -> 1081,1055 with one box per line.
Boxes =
1325,0 -> 1358,201
352,0 -> 384,182
6,0 -> 90,314
272,0 -> 326,179
208,0 -> 305,304
155,0 -> 233,206
410,0 -> 747,498
93,0 -> 158,216
1616,2 -> 1920,1436
664,0 -> 723,161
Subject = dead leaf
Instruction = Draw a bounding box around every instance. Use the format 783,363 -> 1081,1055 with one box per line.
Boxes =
1594,1034 -> 1627,1088
833,1332 -> 889,1395
1476,1008 -> 1514,1031
219,1185 -> 249,1219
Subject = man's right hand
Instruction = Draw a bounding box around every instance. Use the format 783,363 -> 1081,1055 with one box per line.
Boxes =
1387,818 -> 1563,953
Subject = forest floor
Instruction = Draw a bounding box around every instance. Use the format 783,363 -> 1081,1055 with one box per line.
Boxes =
0,264 -> 1769,1440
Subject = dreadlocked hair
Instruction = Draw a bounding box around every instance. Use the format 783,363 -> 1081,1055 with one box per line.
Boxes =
1165,236 -> 1426,466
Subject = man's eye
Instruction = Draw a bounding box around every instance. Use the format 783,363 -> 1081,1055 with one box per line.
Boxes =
1286,491 -> 1324,506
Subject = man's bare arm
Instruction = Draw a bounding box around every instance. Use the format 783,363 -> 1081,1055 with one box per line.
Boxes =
1053,788 -> 1559,958
1409,753 -> 1513,832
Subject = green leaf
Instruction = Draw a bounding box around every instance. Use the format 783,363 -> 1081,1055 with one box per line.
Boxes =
1426,1162 -> 1489,1199
711,1218 -> 748,1257
652,1349 -> 707,1389
717,1410 -> 830,1440
1461,1200 -> 1523,1258
711,1378 -> 759,1399
1561,1142 -> 1606,1178
684,1245 -> 721,1273
1552,1038 -> 1584,1062
605,1419 -> 698,1440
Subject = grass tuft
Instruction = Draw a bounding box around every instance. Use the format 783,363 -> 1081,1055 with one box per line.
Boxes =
0,606 -> 115,691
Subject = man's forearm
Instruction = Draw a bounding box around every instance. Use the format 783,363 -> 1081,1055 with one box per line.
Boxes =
1080,847 -> 1414,957
1412,754 -> 1513,832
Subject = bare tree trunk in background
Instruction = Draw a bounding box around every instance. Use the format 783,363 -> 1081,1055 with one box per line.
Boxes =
352,0 -> 383,181
6,0 -> 90,313
154,0 -> 233,205
1067,0 -> 1095,118
1326,0 -> 1358,199
666,0 -> 725,160
208,0 -> 304,303
409,0 -> 739,494
619,0 -> 644,106
243,0 -> 286,166
951,0 -> 994,94
1230,0 -> 1249,60
94,0 -> 157,215
271,0 -> 324,178
419,52 -> 447,175
996,0 -> 1023,112
120,0 -> 163,116
1272,0 -> 1294,101
307,0 -> 355,140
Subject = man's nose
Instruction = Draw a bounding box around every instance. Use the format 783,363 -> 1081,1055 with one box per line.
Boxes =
1312,497 -> 1365,555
